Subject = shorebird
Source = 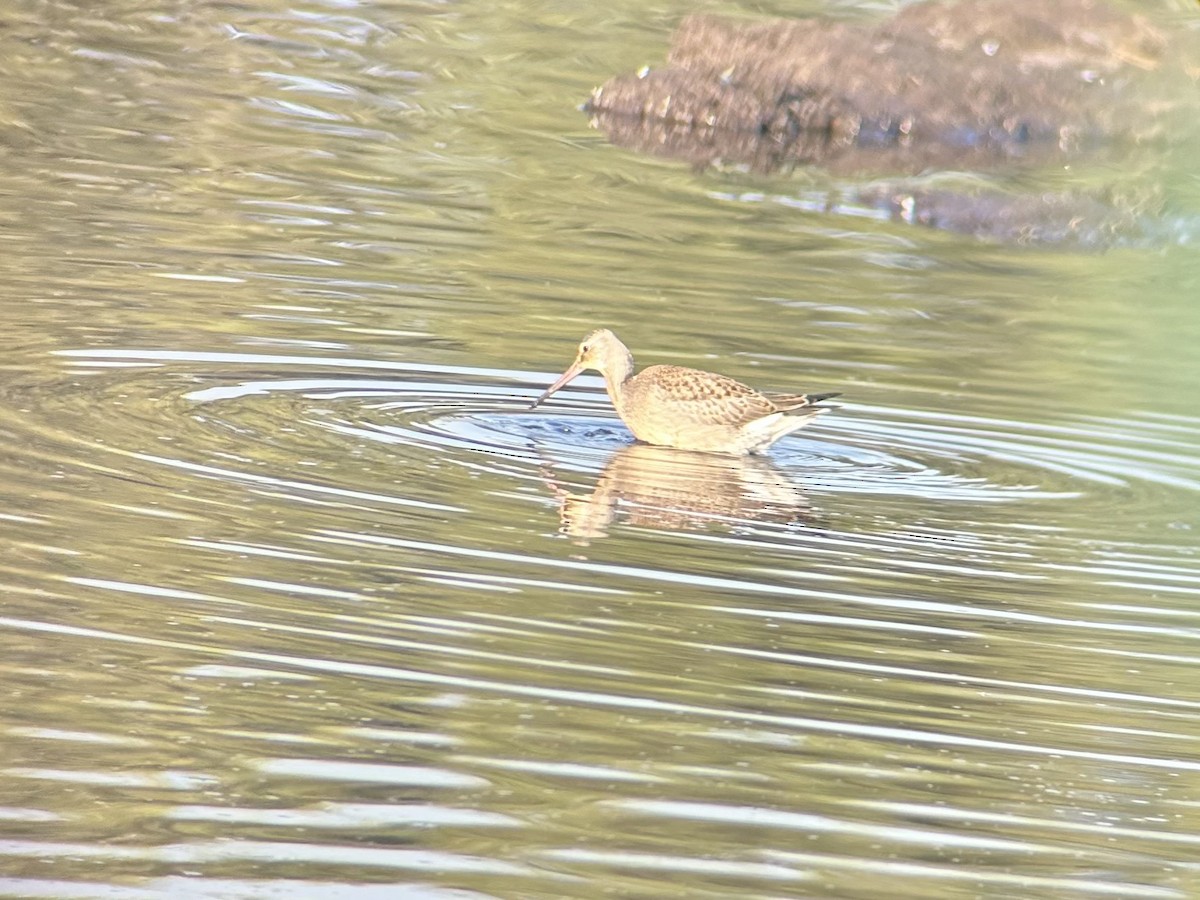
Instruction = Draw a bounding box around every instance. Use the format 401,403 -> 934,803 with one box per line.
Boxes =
529,329 -> 839,454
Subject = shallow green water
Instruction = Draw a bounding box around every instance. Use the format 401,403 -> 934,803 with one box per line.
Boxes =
0,1 -> 1199,897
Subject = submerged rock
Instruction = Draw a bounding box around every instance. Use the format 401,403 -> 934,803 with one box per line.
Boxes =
585,0 -> 1196,245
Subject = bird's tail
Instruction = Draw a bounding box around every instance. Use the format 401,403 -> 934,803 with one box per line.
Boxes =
767,391 -> 842,413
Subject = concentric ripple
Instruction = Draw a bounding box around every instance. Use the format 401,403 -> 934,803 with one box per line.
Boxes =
49,350 -> 1200,518
55,348 -> 1199,526
173,355 -> 1198,511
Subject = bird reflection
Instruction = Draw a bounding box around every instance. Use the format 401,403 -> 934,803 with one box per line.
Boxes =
542,443 -> 813,542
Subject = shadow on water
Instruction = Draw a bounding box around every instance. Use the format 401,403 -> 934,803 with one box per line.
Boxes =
535,444 -> 815,543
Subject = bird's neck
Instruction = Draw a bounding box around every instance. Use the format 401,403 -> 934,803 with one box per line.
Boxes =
601,351 -> 635,408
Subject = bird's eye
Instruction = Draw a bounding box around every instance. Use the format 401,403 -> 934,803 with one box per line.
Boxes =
580,345 -> 590,353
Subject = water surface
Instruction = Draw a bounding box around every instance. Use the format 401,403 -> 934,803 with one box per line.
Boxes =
1,1 -> 1199,897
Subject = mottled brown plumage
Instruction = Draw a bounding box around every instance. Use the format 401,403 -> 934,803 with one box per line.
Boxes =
530,329 -> 839,454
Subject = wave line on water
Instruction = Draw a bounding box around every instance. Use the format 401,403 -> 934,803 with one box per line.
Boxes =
310,530 -> 1200,641
55,347 -> 549,384
133,452 -> 461,512
3,614 -> 1200,774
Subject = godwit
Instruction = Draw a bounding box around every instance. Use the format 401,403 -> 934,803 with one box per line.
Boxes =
530,329 -> 838,454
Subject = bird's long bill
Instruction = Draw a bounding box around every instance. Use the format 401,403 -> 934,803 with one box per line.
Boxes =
529,361 -> 585,409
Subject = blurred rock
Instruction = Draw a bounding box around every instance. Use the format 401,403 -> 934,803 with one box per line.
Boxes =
585,0 -> 1196,245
